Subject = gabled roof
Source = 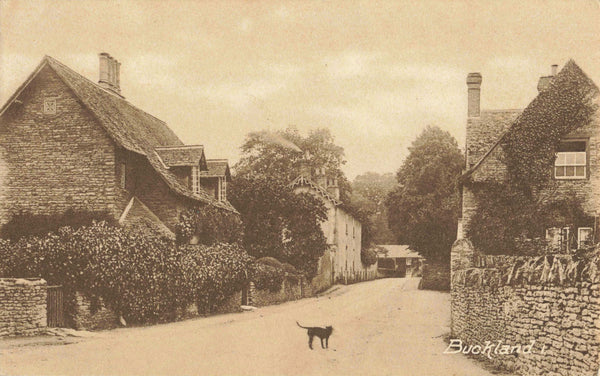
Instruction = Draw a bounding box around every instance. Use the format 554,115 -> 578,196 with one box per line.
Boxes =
202,159 -> 231,180
290,175 -> 341,206
375,245 -> 423,259
155,145 -> 207,169
462,60 -> 599,181
0,55 -> 235,212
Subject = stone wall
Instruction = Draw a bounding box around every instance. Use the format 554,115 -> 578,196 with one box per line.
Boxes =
0,65 -> 120,226
451,241 -> 600,375
72,292 -> 119,331
0,278 -> 47,336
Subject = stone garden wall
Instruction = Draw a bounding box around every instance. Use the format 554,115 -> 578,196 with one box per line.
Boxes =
451,240 -> 600,376
0,278 -> 47,336
72,292 -> 119,331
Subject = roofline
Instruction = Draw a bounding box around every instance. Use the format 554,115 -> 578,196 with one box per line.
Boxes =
0,58 -> 49,117
153,150 -> 170,169
155,145 -> 205,150
207,158 -> 228,162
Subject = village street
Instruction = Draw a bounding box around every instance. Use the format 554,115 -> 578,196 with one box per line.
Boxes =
1,278 -> 507,376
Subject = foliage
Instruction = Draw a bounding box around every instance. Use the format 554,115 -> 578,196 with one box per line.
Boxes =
466,63 -> 598,255
360,247 -> 378,266
175,204 -> 244,245
0,209 -> 115,240
385,126 -> 464,263
229,174 -> 327,277
178,243 -> 253,313
0,220 -> 253,324
351,172 -> 396,244
234,126 -> 352,204
251,257 -> 300,292
501,62 -> 598,194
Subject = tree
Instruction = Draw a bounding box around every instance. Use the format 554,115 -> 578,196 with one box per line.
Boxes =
351,172 -> 396,245
234,126 -> 352,204
385,126 -> 464,263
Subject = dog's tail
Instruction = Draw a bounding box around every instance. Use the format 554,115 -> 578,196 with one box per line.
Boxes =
296,321 -> 308,329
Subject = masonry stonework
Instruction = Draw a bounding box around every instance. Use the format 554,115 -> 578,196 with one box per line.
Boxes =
0,65 -> 119,226
0,278 -> 47,337
451,243 -> 600,375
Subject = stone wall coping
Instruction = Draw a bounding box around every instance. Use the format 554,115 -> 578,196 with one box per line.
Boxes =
0,278 -> 47,286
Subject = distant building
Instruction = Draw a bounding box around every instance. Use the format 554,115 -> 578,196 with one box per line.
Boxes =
375,245 -> 423,277
0,53 -> 236,235
292,166 -> 376,291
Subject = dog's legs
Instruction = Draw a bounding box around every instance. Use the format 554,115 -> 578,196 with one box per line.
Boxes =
325,337 -> 329,348
308,335 -> 313,350
321,338 -> 325,349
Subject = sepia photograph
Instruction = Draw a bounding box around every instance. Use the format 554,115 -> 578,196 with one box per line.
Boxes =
0,1 -> 599,375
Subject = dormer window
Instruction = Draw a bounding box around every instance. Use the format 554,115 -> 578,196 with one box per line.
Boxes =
554,140 -> 587,179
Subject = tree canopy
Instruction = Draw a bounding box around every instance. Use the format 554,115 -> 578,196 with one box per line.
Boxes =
229,126 -> 353,276
385,126 -> 464,263
351,172 -> 396,245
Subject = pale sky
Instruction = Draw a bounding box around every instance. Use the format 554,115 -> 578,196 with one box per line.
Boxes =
1,0 -> 600,179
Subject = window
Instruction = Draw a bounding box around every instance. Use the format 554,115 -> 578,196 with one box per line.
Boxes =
578,227 -> 593,249
43,98 -> 56,114
555,141 -> 587,179
191,166 -> 200,194
345,223 -> 348,235
546,227 -> 570,251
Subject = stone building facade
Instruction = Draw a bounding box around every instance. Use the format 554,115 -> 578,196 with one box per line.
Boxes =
458,60 -> 600,244
0,54 -> 236,233
292,171 -> 376,292
452,61 -> 600,375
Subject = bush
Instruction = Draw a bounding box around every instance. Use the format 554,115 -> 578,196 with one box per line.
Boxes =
175,205 -> 244,245
0,221 -> 253,324
361,247 -> 378,266
179,243 -> 253,313
251,257 -> 300,292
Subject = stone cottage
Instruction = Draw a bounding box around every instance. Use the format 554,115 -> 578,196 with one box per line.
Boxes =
0,53 -> 236,234
458,60 -> 599,249
450,61 -> 600,375
292,167 -> 376,291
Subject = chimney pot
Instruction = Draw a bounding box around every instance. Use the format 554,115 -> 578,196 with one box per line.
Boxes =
98,53 -> 123,97
551,64 -> 558,76
467,72 -> 482,117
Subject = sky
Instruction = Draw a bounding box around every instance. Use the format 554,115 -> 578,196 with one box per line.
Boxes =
1,0 -> 600,179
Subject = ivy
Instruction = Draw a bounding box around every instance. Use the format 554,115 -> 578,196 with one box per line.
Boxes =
0,220 -> 253,324
467,62 -> 598,255
175,204 -> 244,246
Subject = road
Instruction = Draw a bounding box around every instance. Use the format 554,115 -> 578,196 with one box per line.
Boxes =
1,278 -> 505,376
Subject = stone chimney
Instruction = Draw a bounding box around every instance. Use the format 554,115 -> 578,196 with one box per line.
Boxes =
326,177 -> 340,201
314,167 -> 327,188
98,52 -> 122,96
467,73 -> 482,117
537,64 -> 558,92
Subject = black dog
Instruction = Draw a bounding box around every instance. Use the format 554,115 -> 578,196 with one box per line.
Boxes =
297,322 -> 333,349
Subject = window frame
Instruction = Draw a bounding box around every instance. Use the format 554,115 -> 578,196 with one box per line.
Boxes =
554,139 -> 588,180
191,166 -> 200,194
577,227 -> 593,249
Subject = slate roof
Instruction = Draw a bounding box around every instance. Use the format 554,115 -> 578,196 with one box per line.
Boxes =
154,145 -> 206,168
0,55 -> 236,212
462,60 -> 599,181
203,159 -> 231,180
375,245 -> 422,259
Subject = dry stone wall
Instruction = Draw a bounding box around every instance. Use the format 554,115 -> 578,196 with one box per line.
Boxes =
451,241 -> 600,375
0,278 -> 47,336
